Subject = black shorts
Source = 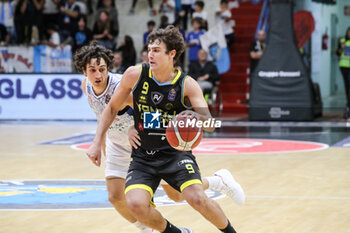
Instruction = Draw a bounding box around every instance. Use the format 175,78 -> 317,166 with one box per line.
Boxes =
125,147 -> 202,198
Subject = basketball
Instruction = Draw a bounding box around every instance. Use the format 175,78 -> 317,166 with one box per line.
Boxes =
166,110 -> 203,151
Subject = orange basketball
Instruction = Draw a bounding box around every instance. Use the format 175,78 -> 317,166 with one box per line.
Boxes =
166,110 -> 203,151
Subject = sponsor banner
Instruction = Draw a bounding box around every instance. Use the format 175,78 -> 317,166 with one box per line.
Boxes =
0,180 -> 223,210
0,74 -> 95,120
0,46 -> 34,73
34,45 -> 72,73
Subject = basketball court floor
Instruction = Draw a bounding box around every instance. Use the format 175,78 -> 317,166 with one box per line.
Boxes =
1,109 -> 350,233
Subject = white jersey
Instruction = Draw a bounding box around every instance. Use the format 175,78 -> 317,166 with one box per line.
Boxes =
85,72 -> 134,178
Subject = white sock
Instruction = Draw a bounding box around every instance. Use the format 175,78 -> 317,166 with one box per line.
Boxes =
133,221 -> 147,230
206,176 -> 222,190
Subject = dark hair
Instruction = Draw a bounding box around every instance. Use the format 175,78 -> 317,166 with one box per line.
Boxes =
147,20 -> 156,27
147,25 -> 185,62
191,17 -> 202,25
220,0 -> 228,4
74,40 -> 114,72
195,1 -> 204,9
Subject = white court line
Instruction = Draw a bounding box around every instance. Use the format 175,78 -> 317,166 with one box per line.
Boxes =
247,195 -> 350,200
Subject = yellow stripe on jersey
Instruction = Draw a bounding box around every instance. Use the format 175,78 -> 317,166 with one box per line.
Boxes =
170,69 -> 182,85
124,184 -> 156,207
180,179 -> 202,192
132,65 -> 143,92
148,67 -> 152,78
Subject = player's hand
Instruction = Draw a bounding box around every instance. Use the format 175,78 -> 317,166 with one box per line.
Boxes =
128,126 -> 141,149
179,110 -> 200,120
86,141 -> 102,167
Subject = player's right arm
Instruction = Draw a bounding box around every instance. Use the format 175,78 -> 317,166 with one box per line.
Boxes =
86,65 -> 141,166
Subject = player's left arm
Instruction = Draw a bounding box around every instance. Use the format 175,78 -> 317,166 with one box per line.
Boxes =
184,76 -> 215,132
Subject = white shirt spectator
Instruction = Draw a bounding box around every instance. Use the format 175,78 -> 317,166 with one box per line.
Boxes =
215,7 -> 235,35
193,11 -> 207,20
159,0 -> 175,24
43,0 -> 59,14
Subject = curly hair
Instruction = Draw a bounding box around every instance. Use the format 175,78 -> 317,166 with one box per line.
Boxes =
73,40 -> 114,72
147,25 -> 185,63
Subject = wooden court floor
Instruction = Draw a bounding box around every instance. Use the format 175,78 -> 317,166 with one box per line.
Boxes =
0,123 -> 350,233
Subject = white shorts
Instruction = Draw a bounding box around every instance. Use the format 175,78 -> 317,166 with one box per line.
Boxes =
105,139 -> 132,179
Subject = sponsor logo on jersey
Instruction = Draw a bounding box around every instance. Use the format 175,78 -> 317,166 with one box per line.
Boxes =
105,94 -> 111,104
138,95 -> 148,104
168,88 -> 176,101
151,92 -> 164,105
0,180 -> 223,210
143,110 -> 161,129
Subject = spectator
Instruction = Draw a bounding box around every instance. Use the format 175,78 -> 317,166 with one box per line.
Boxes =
0,23 -> 10,45
159,15 -> 169,29
136,48 -> 149,66
42,23 -> 60,48
110,51 -> 126,74
92,10 -> 117,50
180,0 -> 193,30
186,17 -> 205,64
72,15 -> 92,52
95,0 -> 119,37
58,0 -> 81,44
159,0 -> 175,25
0,0 -> 16,44
116,35 -> 136,69
192,1 -> 208,31
336,27 -> 350,119
215,0 -> 235,48
129,0 -> 156,16
188,49 -> 219,93
14,0 -> 45,44
249,30 -> 266,74
42,0 -> 60,33
143,20 -> 155,48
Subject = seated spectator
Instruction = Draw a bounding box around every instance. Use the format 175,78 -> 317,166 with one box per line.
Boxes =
188,49 -> 220,93
116,35 -> 136,69
192,1 -> 208,31
72,15 -> 92,52
159,0 -> 175,25
186,17 -> 205,64
110,51 -> 125,74
42,24 -> 60,48
0,24 -> 10,45
95,0 -> 119,38
249,30 -> 266,74
215,0 -> 235,48
92,10 -> 117,50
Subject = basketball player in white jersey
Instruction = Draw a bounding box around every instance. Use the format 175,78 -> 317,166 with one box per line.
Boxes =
74,41 -> 245,233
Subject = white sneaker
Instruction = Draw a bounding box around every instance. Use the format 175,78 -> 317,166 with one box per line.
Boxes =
214,169 -> 245,205
179,227 -> 194,233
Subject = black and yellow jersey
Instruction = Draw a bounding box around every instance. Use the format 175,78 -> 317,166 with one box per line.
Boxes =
132,63 -> 192,151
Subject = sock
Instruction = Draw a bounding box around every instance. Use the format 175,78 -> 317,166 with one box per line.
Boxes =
206,175 -> 222,190
133,221 -> 148,230
219,220 -> 237,233
162,220 -> 181,233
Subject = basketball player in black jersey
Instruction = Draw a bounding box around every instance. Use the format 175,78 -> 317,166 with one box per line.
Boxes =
87,26 -> 239,233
